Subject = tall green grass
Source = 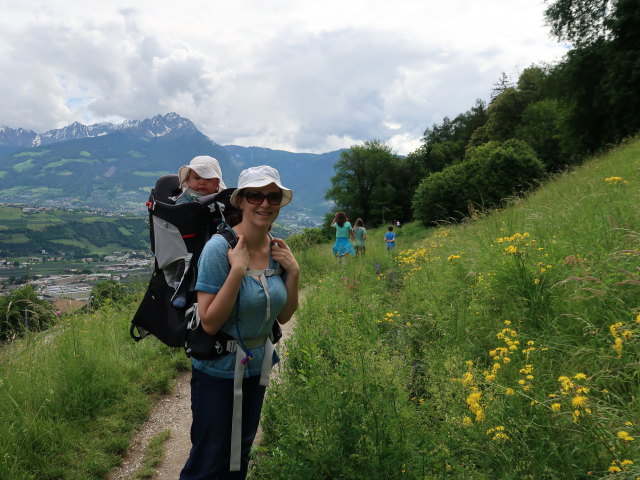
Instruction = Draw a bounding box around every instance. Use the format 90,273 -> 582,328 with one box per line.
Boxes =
252,137 -> 640,479
0,296 -> 187,479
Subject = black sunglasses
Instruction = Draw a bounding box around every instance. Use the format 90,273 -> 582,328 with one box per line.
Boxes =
243,190 -> 283,206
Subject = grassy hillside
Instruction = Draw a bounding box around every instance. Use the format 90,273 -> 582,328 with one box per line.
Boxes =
0,206 -> 148,257
0,137 -> 637,479
254,137 -> 640,478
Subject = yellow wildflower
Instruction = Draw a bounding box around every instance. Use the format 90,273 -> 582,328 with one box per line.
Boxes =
551,403 -> 561,412
492,432 -> 509,441
505,388 -> 515,396
572,396 -> 588,408
608,465 -> 622,473
613,337 -> 624,357
462,416 -> 473,427
573,373 -> 587,381
604,176 -> 628,184
617,431 -> 634,442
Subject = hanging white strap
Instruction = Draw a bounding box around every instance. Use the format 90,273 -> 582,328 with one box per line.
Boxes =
260,337 -> 275,387
230,348 -> 246,472
228,339 -> 274,471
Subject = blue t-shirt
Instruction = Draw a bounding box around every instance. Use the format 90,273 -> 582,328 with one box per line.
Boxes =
192,235 -> 287,378
385,231 -> 396,247
333,222 -> 352,238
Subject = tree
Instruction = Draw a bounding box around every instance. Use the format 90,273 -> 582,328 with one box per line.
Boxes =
408,100 -> 488,178
545,0 -> 613,46
468,88 -> 529,146
515,99 -> 566,171
325,140 -> 409,227
88,280 -> 128,310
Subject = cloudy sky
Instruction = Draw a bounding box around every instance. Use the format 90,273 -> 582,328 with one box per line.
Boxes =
0,0 -> 568,155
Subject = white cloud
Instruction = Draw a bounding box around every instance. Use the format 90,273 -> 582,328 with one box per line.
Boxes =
0,0 -> 568,154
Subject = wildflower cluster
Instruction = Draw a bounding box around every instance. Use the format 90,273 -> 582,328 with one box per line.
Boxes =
552,373 -> 592,423
495,232 -> 534,256
609,312 -> 639,358
395,228 -> 452,277
608,458 -> 634,473
376,311 -> 400,324
604,176 -> 629,185
486,425 -> 509,442
457,321 -> 546,428
395,247 -> 429,276
456,361 -> 486,424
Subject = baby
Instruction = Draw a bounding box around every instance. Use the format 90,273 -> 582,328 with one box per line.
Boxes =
176,155 -> 226,204
172,155 -> 226,308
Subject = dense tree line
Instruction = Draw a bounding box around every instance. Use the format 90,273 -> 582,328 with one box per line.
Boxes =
326,0 -> 639,226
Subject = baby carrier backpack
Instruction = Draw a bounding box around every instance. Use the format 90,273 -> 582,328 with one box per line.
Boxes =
130,174 -> 242,354
130,174 -> 282,360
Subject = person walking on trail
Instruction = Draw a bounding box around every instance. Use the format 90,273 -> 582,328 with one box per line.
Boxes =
385,225 -> 397,251
180,165 -> 299,479
352,218 -> 367,255
331,212 -> 356,260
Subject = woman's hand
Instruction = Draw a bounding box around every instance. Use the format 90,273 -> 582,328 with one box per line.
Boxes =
270,238 -> 299,274
227,235 -> 250,272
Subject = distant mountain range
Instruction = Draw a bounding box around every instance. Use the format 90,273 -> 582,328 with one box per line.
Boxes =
0,113 -> 342,222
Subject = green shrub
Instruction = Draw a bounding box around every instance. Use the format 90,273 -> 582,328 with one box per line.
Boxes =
0,285 -> 57,340
88,279 -> 129,310
286,228 -> 330,252
412,139 -> 545,225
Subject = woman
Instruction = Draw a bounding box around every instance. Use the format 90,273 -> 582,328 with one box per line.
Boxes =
180,165 -> 299,479
331,212 -> 356,259
352,218 -> 367,255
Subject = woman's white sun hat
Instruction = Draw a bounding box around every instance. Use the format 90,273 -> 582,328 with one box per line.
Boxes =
178,156 -> 227,189
230,165 -> 293,208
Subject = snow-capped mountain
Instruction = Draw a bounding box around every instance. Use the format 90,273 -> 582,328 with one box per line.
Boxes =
33,121 -> 116,146
0,113 -> 199,151
0,126 -> 37,149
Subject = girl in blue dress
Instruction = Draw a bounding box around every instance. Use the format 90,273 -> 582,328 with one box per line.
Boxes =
331,211 -> 356,259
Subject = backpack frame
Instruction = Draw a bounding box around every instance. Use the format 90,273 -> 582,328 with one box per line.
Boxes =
130,174 -> 281,359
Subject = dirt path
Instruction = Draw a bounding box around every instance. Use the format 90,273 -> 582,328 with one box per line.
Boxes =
108,314 -> 298,480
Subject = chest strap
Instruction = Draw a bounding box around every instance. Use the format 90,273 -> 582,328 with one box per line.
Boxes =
244,267 -> 282,323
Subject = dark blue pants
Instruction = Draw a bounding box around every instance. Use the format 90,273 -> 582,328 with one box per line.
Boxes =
180,368 -> 266,480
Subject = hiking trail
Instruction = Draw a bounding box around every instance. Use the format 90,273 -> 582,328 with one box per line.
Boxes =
108,306 -> 299,480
